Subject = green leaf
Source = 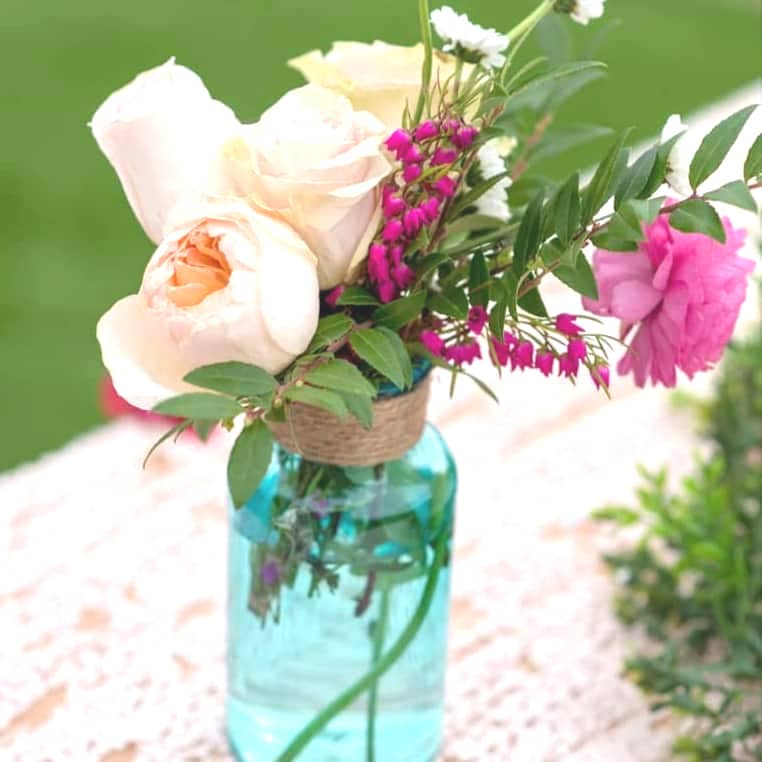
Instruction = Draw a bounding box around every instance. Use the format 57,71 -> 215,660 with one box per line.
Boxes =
227,419 -> 273,509
507,60 -> 607,100
428,287 -> 469,320
336,287 -> 380,307
305,359 -> 376,398
307,313 -> 354,352
413,251 -> 450,279
489,295 -> 508,338
341,392 -> 374,430
689,105 -> 757,189
513,188 -> 545,276
501,55 -> 548,94
553,253 -> 599,300
704,180 -> 758,213
615,147 -> 658,209
373,291 -> 426,330
669,199 -> 727,243
518,284 -> 548,317
743,133 -> 762,181
285,385 -> 349,419
349,328 -> 407,390
639,133 -> 684,199
445,214 -> 507,236
459,369 -> 499,404
468,253 -> 490,307
531,124 -> 613,165
183,362 -> 277,399
581,129 -> 633,223
153,393 -> 243,420
193,420 -> 216,442
143,420 -> 192,468
589,232 -> 640,252
500,270 -> 520,320
376,327 -> 414,389
453,172 -> 511,216
553,172 -> 580,246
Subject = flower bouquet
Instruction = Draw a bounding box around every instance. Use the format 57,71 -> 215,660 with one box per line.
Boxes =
91,1 -> 759,760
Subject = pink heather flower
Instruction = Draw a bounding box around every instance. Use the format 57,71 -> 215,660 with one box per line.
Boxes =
491,332 -> 518,367
453,126 -> 478,149
389,244 -> 404,267
261,560 -> 280,586
383,194 -> 406,218
513,341 -> 534,370
442,118 -> 460,134
385,129 -> 412,157
583,212 -> 753,387
591,365 -> 611,390
431,147 -> 459,166
382,219 -> 404,242
392,263 -> 415,290
446,341 -> 482,365
555,313 -> 584,336
558,353 -> 580,378
403,163 -> 423,184
368,243 -> 390,282
378,280 -> 398,304
325,285 -> 345,307
420,330 -> 446,357
403,207 -> 426,237
382,184 -> 395,202
415,121 -> 440,141
536,351 -> 555,377
434,175 -> 457,197
420,197 -> 441,223
567,339 -> 587,362
402,144 -> 425,164
467,305 -> 488,335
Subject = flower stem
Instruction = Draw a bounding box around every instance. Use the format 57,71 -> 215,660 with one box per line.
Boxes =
505,0 -> 555,44
275,529 -> 449,762
414,0 -> 433,124
366,587 -> 391,762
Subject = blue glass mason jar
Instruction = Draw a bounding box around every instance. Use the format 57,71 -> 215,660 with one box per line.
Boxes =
226,373 -> 456,762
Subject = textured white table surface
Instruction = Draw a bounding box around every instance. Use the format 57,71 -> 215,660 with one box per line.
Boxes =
1,87 -> 759,762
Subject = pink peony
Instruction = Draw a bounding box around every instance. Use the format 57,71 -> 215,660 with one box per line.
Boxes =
583,213 -> 753,387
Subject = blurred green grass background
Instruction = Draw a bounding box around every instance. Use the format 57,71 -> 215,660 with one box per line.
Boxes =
1,0 -> 759,471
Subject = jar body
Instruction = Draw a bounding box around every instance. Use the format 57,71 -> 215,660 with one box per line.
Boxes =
226,424 -> 457,762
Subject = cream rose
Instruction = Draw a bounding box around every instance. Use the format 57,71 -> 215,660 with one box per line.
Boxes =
97,200 -> 320,411
228,84 -> 392,289
288,41 -> 461,131
90,58 -> 240,244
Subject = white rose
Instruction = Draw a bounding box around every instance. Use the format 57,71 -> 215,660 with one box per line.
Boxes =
90,58 -> 240,244
97,200 -> 319,411
288,41 -> 462,131
228,85 -> 392,289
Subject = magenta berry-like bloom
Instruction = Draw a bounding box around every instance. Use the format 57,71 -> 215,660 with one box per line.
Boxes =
420,330 -> 446,357
431,147 -> 459,166
402,144 -> 425,164
420,197 -> 441,223
383,194 -> 406,218
403,207 -> 425,237
389,244 -> 404,267
446,341 -> 481,366
556,313 -> 583,337
442,118 -> 460,134
491,332 -> 518,367
514,341 -> 535,370
415,120 -> 440,141
583,211 -> 753,387
382,219 -> 404,242
261,560 -> 280,586
368,243 -> 390,283
467,305 -> 488,335
325,285 -> 345,307
536,351 -> 555,377
402,163 -> 423,184
453,126 -> 478,149
434,175 -> 457,197
392,263 -> 415,290
567,339 -> 587,362
385,129 -> 412,156
377,280 -> 398,304
558,353 -> 580,378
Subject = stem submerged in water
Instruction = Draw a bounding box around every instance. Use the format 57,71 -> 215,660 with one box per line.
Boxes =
275,529 -> 449,762
366,588 -> 390,762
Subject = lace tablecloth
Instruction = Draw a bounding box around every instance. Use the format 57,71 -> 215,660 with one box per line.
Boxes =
3,86 -> 759,762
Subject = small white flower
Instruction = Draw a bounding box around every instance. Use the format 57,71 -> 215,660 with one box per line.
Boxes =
570,0 -> 606,26
475,140 -> 512,221
661,113 -> 703,196
430,6 -> 509,69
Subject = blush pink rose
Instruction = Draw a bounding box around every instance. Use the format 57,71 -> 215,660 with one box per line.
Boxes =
583,212 -> 754,387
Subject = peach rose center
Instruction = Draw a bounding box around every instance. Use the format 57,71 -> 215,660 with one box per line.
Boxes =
167,230 -> 232,307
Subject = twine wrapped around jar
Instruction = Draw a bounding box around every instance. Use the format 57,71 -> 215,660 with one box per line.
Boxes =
269,374 -> 432,467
